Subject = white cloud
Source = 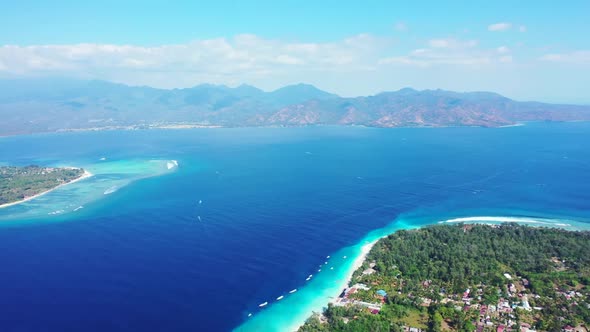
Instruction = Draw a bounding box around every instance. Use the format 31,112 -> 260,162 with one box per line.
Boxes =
428,38 -> 478,49
497,46 -> 510,54
0,34 -> 515,88
379,51 -> 493,67
275,54 -> 304,65
540,51 -> 590,64
0,35 -> 390,88
0,33 -> 579,97
488,22 -> 512,32
380,38 -> 508,67
428,39 -> 451,48
394,22 -> 408,32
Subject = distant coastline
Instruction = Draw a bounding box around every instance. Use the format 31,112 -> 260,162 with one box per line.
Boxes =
12,120 -> 590,139
55,123 -> 224,133
0,169 -> 93,209
7,121 -> 535,138
3,79 -> 590,137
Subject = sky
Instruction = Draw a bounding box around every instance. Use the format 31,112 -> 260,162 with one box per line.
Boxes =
0,0 -> 589,103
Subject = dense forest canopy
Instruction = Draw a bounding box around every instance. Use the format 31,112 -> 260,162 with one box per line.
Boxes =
0,165 -> 84,205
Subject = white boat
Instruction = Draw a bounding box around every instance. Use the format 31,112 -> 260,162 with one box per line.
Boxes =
306,277 -> 311,281
197,216 -> 202,222
198,199 -> 202,204
167,160 -> 179,170
259,302 -> 268,307
318,269 -> 321,272
289,289 -> 297,294
326,255 -> 330,258
343,256 -> 347,259
276,295 -> 284,301
330,267 -> 334,270
247,313 -> 252,317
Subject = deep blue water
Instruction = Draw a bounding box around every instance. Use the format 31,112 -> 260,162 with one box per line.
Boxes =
0,123 -> 589,331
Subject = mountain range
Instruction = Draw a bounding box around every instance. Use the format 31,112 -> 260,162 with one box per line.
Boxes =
1,78 -> 589,136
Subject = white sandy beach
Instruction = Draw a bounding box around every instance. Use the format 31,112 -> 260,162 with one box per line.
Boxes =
441,216 -> 574,228
328,239 -> 378,307
285,239 -> 380,332
0,169 -> 93,209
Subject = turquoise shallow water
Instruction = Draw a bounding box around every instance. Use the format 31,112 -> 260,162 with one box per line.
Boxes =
0,124 -> 589,331
235,219 -> 418,332
235,213 -> 589,332
0,159 -> 178,223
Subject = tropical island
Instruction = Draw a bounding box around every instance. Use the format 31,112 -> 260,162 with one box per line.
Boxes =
299,224 -> 590,332
0,165 -> 90,208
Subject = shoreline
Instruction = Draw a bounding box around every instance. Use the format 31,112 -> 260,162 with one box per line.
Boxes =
328,240 -> 378,306
0,169 -> 93,209
10,120 -> 583,139
236,215 -> 589,332
287,239 -> 380,332
235,221 -> 415,332
295,222 -> 590,332
293,216 -> 590,331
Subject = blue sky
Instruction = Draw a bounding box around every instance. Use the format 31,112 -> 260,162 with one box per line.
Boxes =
1,0 -> 589,102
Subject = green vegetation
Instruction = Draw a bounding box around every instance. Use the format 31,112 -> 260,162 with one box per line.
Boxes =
299,224 -> 590,332
0,165 -> 84,205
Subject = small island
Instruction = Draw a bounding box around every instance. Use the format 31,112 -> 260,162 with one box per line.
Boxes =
0,165 -> 91,208
300,224 -> 590,332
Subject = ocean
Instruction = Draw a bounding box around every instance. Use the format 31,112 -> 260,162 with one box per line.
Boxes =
0,123 -> 589,331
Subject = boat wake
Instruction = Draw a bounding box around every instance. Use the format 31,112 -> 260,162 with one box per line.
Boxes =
104,186 -> 119,195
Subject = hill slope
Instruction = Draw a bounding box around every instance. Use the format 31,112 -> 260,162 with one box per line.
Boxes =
1,79 -> 589,135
